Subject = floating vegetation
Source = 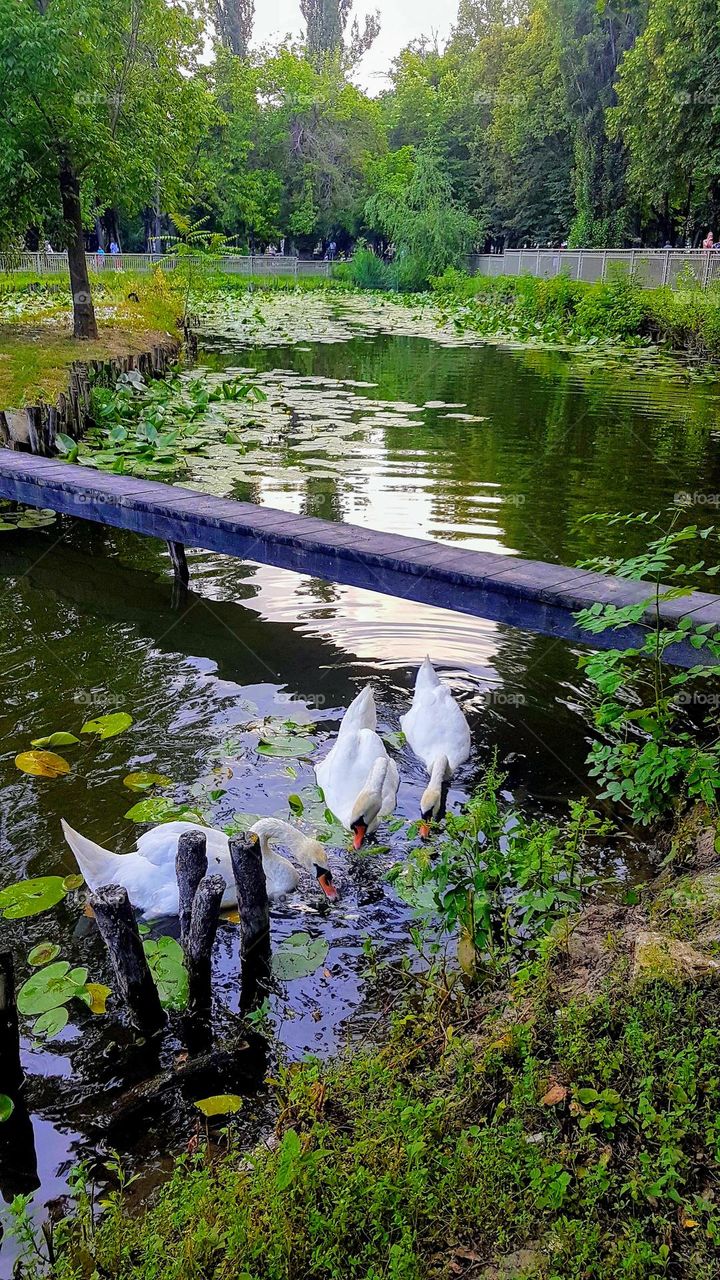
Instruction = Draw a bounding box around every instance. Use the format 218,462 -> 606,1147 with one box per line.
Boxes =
15,749 -> 71,777
0,876 -> 67,918
194,1094 -> 244,1117
27,942 -> 61,967
0,502 -> 57,533
271,931 -> 329,981
30,731 -> 80,748
0,1094 -> 14,1123
123,771 -> 173,792
143,936 -> 188,1009
80,711 -> 133,739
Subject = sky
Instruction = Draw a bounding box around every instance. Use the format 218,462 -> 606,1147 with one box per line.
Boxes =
253,0 -> 456,93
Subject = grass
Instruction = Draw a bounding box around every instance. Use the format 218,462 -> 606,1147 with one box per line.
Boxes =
0,270 -> 183,409
20,859 -> 720,1280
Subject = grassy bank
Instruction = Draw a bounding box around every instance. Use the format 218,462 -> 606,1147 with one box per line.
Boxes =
21,843 -> 720,1280
430,269 -> 720,358
0,270 -> 182,408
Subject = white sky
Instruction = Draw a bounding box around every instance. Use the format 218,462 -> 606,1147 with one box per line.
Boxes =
253,0 -> 456,93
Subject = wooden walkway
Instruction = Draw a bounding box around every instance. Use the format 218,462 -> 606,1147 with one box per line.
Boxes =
1,452 -> 719,658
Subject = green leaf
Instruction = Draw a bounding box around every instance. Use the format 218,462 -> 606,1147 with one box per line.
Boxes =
257,734 -> 316,758
15,750 -> 71,778
30,732 -> 80,748
125,797 -> 187,823
144,936 -> 188,1009
287,793 -> 304,816
0,876 -> 67,919
271,932 -> 329,981
123,771 -> 172,792
81,712 -> 133,740
27,942 -> 61,967
0,1094 -> 14,1123
33,1006 -> 69,1039
17,961 -> 87,1015
194,1094 -> 244,1117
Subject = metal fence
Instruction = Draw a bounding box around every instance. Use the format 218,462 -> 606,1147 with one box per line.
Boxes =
464,248 -> 720,289
0,252 -> 336,277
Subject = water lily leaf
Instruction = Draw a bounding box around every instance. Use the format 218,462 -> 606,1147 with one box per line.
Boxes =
17,961 -> 87,1015
382,730 -> 406,751
30,732 -> 80,749
257,734 -> 316,758
82,982 -> 112,1014
125,797 -> 186,823
33,1006 -> 69,1039
271,932 -> 329,981
63,873 -> 84,891
144,936 -> 188,1009
0,1094 -> 14,1123
81,712 -> 133,740
28,942 -> 61,967
194,1094 -> 244,1117
15,750 -> 71,778
123,771 -> 172,792
0,876 -> 67,919
287,793 -> 304,816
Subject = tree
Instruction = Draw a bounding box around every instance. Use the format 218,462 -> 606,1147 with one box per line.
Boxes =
300,0 -> 380,67
0,0 -> 205,337
215,0 -> 254,57
365,150 -> 481,282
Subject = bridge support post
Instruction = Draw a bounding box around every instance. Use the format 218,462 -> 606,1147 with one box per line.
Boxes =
167,540 -> 189,585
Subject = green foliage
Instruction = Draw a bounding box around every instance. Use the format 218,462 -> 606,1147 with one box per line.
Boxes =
574,511 -> 720,825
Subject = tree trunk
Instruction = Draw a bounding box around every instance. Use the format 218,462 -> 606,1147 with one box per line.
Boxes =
59,157 -> 98,340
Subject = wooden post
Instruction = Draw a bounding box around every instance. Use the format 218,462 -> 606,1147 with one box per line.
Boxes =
184,874 -> 225,1013
229,834 -> 269,957
90,885 -> 166,1035
175,829 -> 207,945
0,951 -> 22,1096
167,540 -> 190,585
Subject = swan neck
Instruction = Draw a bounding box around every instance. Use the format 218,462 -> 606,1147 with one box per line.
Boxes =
429,755 -> 449,788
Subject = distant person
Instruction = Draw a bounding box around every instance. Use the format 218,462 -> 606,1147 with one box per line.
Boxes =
43,239 -> 54,254
96,245 -> 106,267
703,231 -> 714,249
663,240 -> 673,248
327,240 -> 337,261
109,240 -> 120,254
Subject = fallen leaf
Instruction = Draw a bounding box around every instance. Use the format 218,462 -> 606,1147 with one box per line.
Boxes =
15,750 -> 71,779
540,1082 -> 568,1106
682,1216 -> 699,1229
83,983 -> 111,1014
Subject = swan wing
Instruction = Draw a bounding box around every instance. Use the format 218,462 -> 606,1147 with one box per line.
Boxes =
401,684 -> 471,774
337,685 -> 377,736
316,727 -> 387,827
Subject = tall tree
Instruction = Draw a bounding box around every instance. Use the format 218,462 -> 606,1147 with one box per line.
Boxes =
0,0 -> 205,337
215,0 -> 254,57
300,0 -> 380,67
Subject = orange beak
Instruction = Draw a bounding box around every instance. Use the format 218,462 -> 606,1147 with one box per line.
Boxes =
317,872 -> 338,901
352,822 -> 367,850
419,820 -> 431,839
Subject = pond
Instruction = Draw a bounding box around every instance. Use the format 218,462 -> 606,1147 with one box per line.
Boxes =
2,292 -> 720,1268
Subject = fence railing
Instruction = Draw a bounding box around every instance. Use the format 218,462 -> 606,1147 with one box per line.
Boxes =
0,252 -> 336,278
464,248 -> 720,290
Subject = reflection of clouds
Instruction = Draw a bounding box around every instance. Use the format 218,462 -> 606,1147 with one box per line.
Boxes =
244,561 -> 502,678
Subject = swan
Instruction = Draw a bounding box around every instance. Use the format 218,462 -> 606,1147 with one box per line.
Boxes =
60,816 -> 337,918
401,657 -> 471,836
315,687 -> 399,848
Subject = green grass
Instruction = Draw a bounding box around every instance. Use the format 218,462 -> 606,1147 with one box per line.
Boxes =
0,270 -> 183,408
32,929 -> 720,1280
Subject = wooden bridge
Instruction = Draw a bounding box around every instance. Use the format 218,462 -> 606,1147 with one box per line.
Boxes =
1,451 -> 719,662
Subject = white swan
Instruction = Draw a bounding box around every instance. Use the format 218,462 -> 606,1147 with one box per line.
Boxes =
315,687 -> 399,847
401,657 -> 471,835
60,816 -> 337,918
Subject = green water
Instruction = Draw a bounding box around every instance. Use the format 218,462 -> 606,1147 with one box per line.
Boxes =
1,293 -> 720,1263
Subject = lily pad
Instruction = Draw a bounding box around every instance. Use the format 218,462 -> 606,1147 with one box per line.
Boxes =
33,1006 -> 69,1039
125,797 -> 187,823
0,876 -> 67,919
15,750 -> 71,778
80,982 -> 112,1014
27,942 -> 61,967
63,873 -> 84,891
123,771 -> 172,792
81,712 -> 133,740
0,1095 -> 14,1123
194,1094 -> 244,1117
143,937 -> 188,1009
30,732 -> 80,748
271,932 -> 329,981
257,734 -> 316,758
17,961 -> 88,1015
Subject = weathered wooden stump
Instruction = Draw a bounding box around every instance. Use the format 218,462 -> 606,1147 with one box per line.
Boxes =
184,874 -> 225,1013
175,830 -> 208,945
90,885 -> 166,1035
0,951 -> 22,1096
167,540 -> 190,585
229,834 -> 270,957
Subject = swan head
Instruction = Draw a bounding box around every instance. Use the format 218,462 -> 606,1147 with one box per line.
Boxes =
252,818 -> 338,900
349,759 -> 387,849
